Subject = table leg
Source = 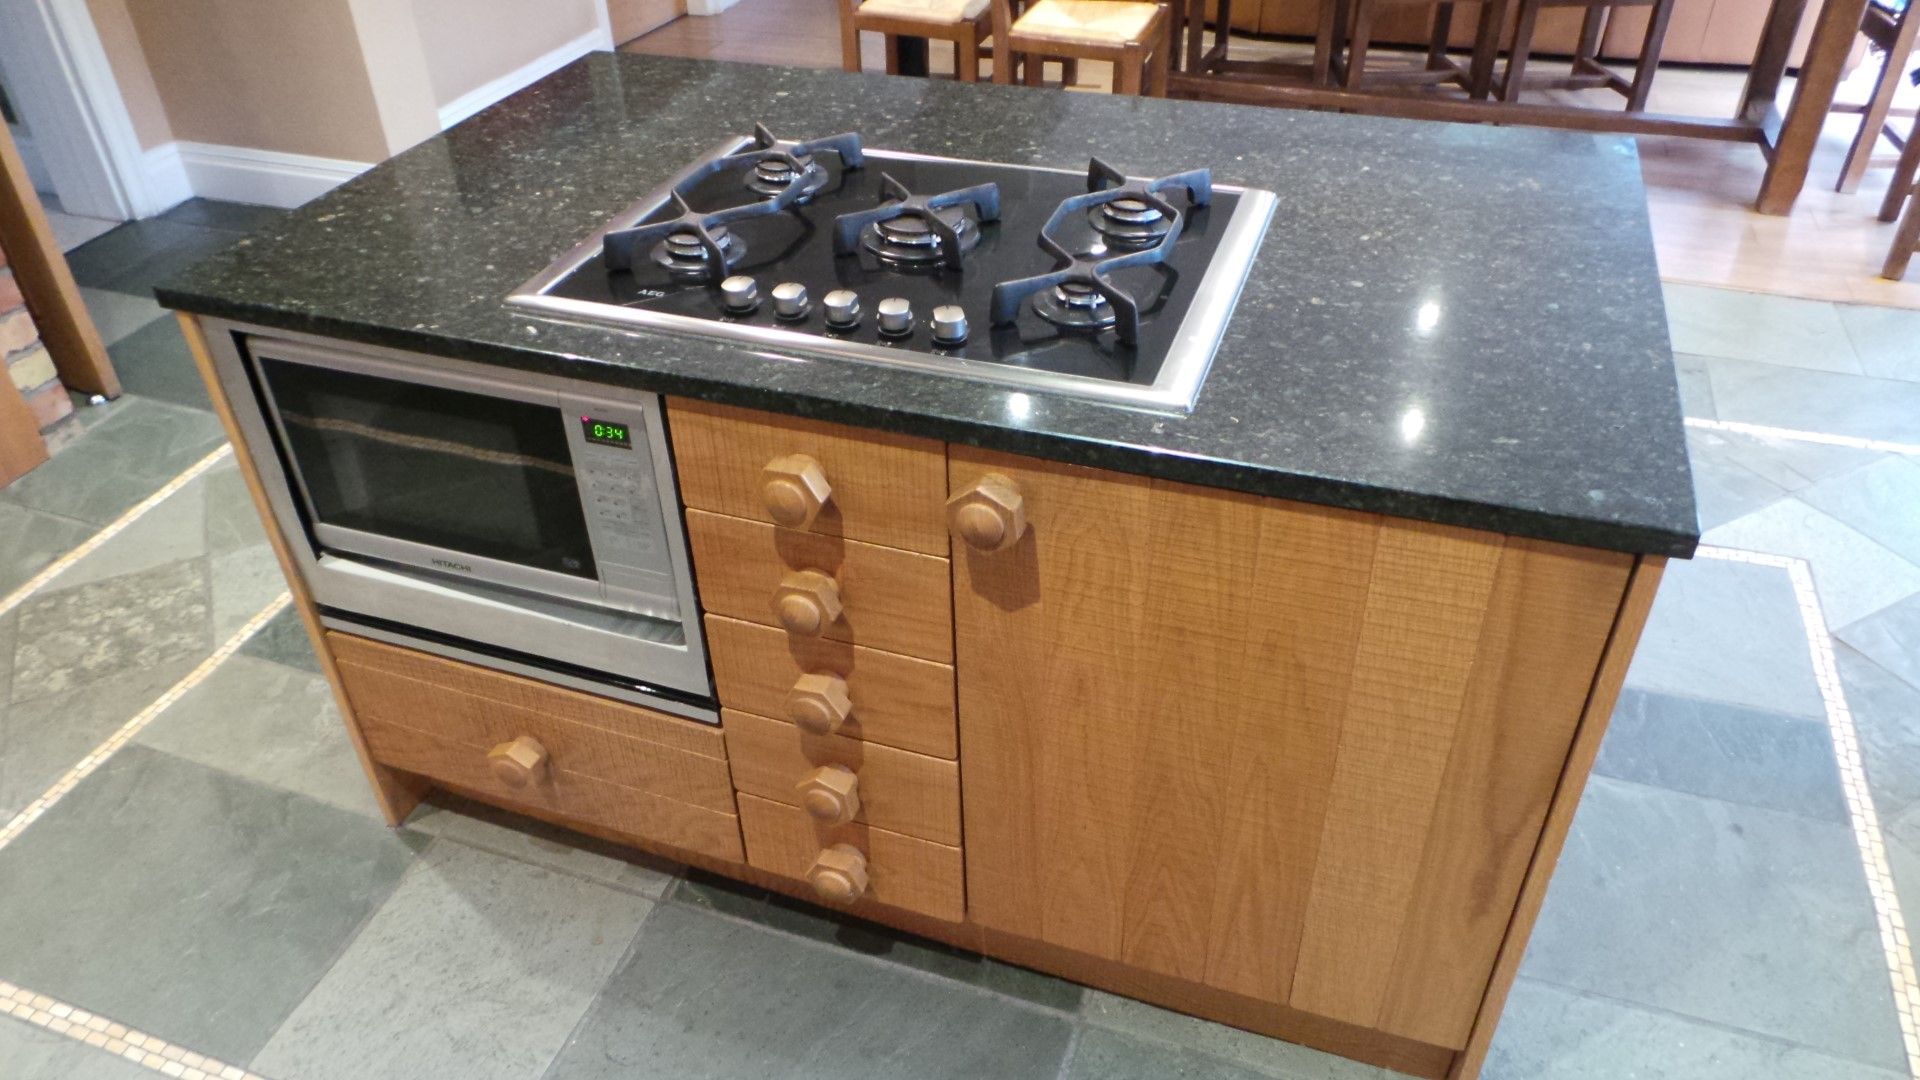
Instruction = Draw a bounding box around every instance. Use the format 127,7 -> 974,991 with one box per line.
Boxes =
1754,0 -> 1867,214
1738,0 -> 1810,123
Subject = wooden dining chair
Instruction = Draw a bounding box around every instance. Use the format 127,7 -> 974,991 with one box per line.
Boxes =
991,0 -> 1173,95
1835,0 -> 1920,193
838,0 -> 996,80
1881,89 -> 1920,277
1497,0 -> 1681,111
1333,0 -> 1506,96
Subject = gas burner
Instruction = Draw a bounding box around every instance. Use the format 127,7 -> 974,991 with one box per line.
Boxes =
991,158 -> 1211,342
1090,196 -> 1170,248
654,221 -> 743,277
832,173 -> 1000,271
734,124 -> 864,201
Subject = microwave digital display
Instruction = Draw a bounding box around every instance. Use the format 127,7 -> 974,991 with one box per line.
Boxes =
581,416 -> 631,448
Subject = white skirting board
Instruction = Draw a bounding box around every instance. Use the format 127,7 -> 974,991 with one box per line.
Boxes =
687,0 -> 742,13
436,26 -> 610,130
139,141 -> 371,211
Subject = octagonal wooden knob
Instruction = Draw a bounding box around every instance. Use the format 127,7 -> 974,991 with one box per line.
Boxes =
947,473 -> 1026,553
787,673 -> 853,735
774,570 -> 843,636
762,454 -> 832,529
807,843 -> 869,903
796,764 -> 861,826
487,735 -> 548,788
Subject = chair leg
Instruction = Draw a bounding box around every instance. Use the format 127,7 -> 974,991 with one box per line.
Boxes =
1573,5 -> 1604,63
1149,24 -> 1171,96
957,25 -> 980,82
1881,109 -> 1920,221
1117,44 -> 1146,94
884,34 -> 903,74
1343,0 -> 1375,90
1884,180 -> 1920,278
1427,3 -> 1455,71
1467,0 -> 1504,99
1841,9 -> 1920,192
1313,0 -> 1340,84
1063,58 -> 1080,85
1500,0 -> 1540,102
1024,52 -> 1046,85
991,3 -> 1015,83
840,15 -> 862,71
1624,0 -> 1676,111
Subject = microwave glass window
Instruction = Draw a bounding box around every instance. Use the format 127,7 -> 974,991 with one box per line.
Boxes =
260,358 -> 598,579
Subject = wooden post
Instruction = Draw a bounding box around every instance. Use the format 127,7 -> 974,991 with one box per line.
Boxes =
0,117 -> 120,399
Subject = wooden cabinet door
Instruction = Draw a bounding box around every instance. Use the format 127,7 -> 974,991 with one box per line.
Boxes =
950,447 -> 1633,1048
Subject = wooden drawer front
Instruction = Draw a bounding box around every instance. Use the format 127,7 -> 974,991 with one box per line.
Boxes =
724,708 -> 960,844
358,716 -> 743,863
737,793 -> 964,922
706,615 -> 957,759
668,397 -> 949,555
685,509 -> 954,663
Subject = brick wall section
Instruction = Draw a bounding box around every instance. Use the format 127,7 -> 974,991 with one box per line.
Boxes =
0,240 -> 74,432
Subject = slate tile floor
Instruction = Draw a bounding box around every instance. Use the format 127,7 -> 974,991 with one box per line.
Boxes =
4,211 -> 1920,1079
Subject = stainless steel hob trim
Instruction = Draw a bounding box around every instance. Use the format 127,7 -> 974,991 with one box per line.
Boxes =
507,144 -> 1278,414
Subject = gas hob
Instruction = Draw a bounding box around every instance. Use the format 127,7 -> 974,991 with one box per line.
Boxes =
509,126 -> 1276,412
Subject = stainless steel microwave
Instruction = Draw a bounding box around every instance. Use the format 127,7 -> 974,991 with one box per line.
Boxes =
199,320 -> 714,721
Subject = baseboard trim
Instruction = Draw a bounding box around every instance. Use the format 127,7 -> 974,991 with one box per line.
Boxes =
174,142 -> 372,209
137,142 -> 193,214
437,27 -> 606,130
687,0 -> 742,14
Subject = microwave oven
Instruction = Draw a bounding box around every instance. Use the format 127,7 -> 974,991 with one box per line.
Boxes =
199,321 -> 714,722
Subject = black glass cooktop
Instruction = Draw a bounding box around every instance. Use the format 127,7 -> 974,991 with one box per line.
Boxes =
511,127 -> 1276,412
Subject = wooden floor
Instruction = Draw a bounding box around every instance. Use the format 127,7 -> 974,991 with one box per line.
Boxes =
626,0 -> 1920,309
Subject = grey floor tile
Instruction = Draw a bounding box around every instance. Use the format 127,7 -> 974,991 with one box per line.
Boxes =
64,219 -> 243,296
1834,644 -> 1920,818
0,1016 -> 156,1080
1686,426 -> 1884,494
1485,978 -> 1907,1080
203,461 -> 267,556
0,745 -> 421,1063
36,473 -> 206,598
1080,991 -> 1393,1079
1521,777 -> 1904,1070
78,286 -> 168,348
44,205 -> 119,253
1837,302 -> 1920,382
1706,356 -> 1920,445
0,655 -> 198,819
545,903 -> 1074,1080
1674,353 -> 1717,419
236,604 -> 322,674
0,502 -> 93,596
1705,497 -> 1920,629
158,198 -> 291,234
0,398 -> 225,525
1800,456 -> 1920,568
1065,1027 -> 1272,1080
673,869 -> 1084,1011
1839,593 -> 1920,696
106,317 -> 212,411
1596,688 -> 1847,824
403,793 -> 681,898
1624,556 -> 1825,718
1685,429 -> 1788,531
0,610 -> 16,710
10,558 -> 210,701
252,840 -> 650,1080
135,654 -> 382,819
209,545 -> 290,640
1664,283 -> 1863,374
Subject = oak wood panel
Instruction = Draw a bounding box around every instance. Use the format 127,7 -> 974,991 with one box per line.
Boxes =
180,315 -> 426,825
359,715 -> 745,863
330,632 -> 725,760
668,397 -> 949,555
331,640 -> 735,814
0,361 -> 47,487
723,707 -> 961,844
705,614 -> 958,758
737,792 -> 966,922
953,449 -> 1377,1006
686,508 -> 954,663
0,121 -> 119,397
1447,557 -> 1666,1080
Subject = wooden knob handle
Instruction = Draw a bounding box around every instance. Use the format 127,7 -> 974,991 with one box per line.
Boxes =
947,473 -> 1026,553
762,454 -> 832,529
796,764 -> 861,826
487,735 -> 547,788
774,570 -> 843,636
787,673 -> 853,735
807,843 -> 869,903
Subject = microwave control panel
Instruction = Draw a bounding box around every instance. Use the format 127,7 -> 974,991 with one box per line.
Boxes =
559,395 -> 680,619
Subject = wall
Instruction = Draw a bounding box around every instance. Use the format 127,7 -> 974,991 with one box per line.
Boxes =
83,0 -> 169,150
412,0 -> 600,108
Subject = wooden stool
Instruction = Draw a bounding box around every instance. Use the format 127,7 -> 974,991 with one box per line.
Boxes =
1881,96 -> 1920,277
991,0 -> 1173,95
1836,0 -> 1920,193
1498,0 -> 1680,111
839,0 -> 995,81
1334,0 -> 1506,96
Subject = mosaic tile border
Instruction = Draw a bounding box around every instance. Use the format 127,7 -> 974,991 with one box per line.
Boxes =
0,981 -> 268,1080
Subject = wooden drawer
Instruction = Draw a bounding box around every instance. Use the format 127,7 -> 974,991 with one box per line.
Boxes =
705,615 -> 957,759
668,397 -> 949,556
737,793 -> 965,922
330,634 -> 744,862
723,708 -> 960,845
685,508 -> 954,663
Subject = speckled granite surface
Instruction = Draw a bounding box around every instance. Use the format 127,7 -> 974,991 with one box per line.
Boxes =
155,53 -> 1696,557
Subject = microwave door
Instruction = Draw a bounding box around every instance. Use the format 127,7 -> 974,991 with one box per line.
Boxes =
249,344 -> 616,613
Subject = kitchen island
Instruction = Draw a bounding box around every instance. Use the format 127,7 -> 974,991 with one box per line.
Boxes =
158,53 -> 1694,1080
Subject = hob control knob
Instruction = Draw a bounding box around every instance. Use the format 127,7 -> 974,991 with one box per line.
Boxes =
823,289 -> 861,328
720,275 -> 760,313
877,297 -> 913,337
772,282 -> 810,320
931,305 -> 968,345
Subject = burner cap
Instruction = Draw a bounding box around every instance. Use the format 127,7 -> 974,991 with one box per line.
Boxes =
1033,282 -> 1117,330
1089,196 -> 1172,247
861,207 -> 978,266
745,153 -> 827,200
652,224 -> 745,277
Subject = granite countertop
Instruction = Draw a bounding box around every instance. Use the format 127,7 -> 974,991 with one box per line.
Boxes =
155,53 -> 1697,558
